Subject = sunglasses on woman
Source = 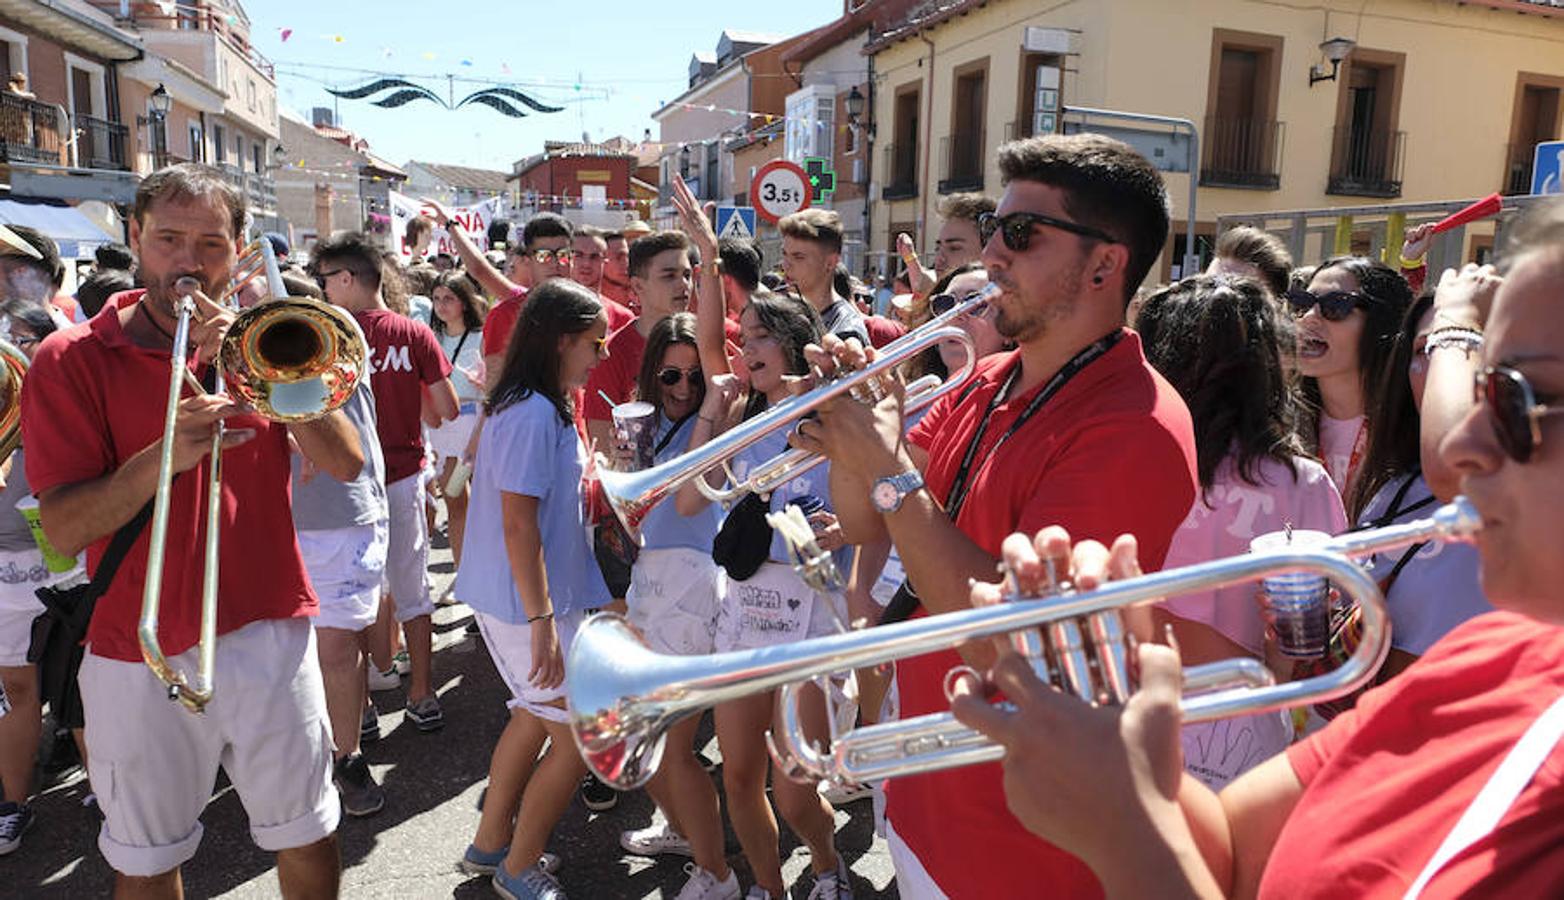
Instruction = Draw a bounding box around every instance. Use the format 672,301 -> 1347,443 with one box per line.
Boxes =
1475,365 -> 1564,463
929,290 -> 990,319
657,366 -> 702,387
977,211 -> 1117,253
1285,288 -> 1368,322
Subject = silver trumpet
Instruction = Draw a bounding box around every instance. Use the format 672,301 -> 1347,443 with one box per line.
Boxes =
567,498 -> 1480,788
595,285 -> 996,543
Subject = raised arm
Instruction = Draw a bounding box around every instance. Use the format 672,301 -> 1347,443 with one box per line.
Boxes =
426,198 -> 517,302
670,174 -> 732,379
1421,264 -> 1496,501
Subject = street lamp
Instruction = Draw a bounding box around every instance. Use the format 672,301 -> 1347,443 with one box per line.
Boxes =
149,83 -> 172,119
845,85 -> 865,123
1308,37 -> 1356,86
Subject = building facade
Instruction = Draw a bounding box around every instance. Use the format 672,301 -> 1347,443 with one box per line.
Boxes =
867,0 -> 1564,278
507,140 -> 641,229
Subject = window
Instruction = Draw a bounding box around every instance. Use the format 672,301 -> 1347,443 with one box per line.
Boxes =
253,141 -> 264,174
940,59 -> 988,193
0,26 -> 29,90
785,85 -> 835,162
705,141 -> 719,201
1328,48 -> 1406,197
1015,52 -> 1061,139
884,83 -> 919,200
213,124 -> 226,164
188,122 -> 204,162
1200,30 -> 1283,189
247,79 -> 256,112
1504,74 -> 1564,195
62,53 -> 107,122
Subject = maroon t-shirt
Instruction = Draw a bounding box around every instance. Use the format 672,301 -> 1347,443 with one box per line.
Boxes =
22,291 -> 317,662
355,308 -> 452,483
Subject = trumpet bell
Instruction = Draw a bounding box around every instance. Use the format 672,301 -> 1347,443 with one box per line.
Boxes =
0,339 -> 27,460
220,297 -> 367,421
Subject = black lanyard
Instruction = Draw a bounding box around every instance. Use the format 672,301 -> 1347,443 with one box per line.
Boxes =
447,330 -> 470,364
943,331 -> 1123,520
654,412 -> 695,457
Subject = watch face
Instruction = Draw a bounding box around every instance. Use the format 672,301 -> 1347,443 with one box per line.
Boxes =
872,480 -> 899,510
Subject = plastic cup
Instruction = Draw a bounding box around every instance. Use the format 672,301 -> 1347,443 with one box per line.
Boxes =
16,496 -> 78,573
1251,529 -> 1332,659
611,401 -> 657,471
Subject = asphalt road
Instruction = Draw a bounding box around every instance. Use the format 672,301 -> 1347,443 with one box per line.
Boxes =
6,522 -> 899,899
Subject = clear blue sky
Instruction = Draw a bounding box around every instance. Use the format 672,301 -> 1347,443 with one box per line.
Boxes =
249,0 -> 844,172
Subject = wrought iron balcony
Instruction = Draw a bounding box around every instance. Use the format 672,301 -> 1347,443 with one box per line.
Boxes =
1327,127 -> 1405,198
1200,117 -> 1284,190
938,130 -> 985,194
0,94 -> 65,166
881,142 -> 917,200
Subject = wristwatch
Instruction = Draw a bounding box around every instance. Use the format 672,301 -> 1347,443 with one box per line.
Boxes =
870,471 -> 925,514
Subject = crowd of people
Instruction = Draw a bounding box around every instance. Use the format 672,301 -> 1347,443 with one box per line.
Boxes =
0,129 -> 1558,900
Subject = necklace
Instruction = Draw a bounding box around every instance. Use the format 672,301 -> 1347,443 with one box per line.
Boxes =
137,302 -> 175,343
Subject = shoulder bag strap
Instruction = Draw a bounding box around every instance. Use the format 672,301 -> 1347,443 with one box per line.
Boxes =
86,499 -> 155,596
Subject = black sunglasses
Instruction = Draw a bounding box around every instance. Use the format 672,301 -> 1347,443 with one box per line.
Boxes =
977,210 -> 1117,253
1475,365 -> 1564,463
929,290 -> 990,318
1286,288 -> 1368,322
657,366 -> 701,387
313,268 -> 348,288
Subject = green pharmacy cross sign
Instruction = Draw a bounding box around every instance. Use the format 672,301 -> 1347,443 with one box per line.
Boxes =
804,157 -> 836,201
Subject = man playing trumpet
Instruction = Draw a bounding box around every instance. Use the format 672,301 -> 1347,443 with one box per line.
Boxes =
20,164 -> 362,898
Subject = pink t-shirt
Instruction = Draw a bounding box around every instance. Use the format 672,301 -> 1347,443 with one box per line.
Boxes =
1161,453 -> 1347,656
1318,413 -> 1365,497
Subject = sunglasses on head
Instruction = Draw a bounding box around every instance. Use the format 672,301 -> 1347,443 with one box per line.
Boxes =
530,247 -> 576,265
657,366 -> 702,387
1285,288 -> 1367,322
1475,365 -> 1564,463
929,290 -> 990,318
977,210 -> 1117,253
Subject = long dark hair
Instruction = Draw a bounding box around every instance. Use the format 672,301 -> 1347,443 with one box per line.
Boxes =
487,278 -> 602,424
636,312 -> 705,425
912,261 -> 986,381
1137,275 -> 1306,499
429,270 -> 487,336
1298,256 -> 1413,452
1346,294 -> 1433,520
742,290 -> 823,419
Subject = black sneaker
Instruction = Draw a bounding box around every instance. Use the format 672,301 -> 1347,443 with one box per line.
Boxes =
405,695 -> 445,733
579,774 -> 618,812
361,704 -> 381,744
0,802 -> 34,855
333,754 -> 385,817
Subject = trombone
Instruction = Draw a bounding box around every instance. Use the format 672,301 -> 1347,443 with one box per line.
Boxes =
0,337 -> 29,460
566,498 -> 1479,789
139,239 -> 367,712
596,285 -> 995,543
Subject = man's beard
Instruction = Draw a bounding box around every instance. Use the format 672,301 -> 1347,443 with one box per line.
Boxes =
994,264 -> 1083,343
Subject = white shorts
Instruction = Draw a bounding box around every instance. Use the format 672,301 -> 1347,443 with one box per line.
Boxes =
429,407 -> 480,462
0,548 -> 50,667
625,547 -> 723,656
714,561 -> 847,653
298,520 -> 389,632
79,618 -> 338,877
384,473 -> 434,621
474,608 -> 583,724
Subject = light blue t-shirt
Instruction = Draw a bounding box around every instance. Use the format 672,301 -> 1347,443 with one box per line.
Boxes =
639,414 -> 721,553
1357,472 -> 1492,656
290,383 -> 387,531
729,423 -> 849,571
454,392 -> 608,623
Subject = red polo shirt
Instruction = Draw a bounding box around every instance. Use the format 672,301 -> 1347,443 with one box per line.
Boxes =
21,290 -> 316,663
894,329 -> 1198,898
482,288 -> 526,360
583,320 -> 647,425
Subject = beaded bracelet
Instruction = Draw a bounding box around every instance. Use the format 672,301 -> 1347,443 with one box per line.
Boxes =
1423,327 -> 1484,356
527,611 -> 554,624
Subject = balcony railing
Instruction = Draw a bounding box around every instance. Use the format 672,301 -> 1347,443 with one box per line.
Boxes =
1200,117 -> 1284,190
938,130 -> 985,194
75,113 -> 129,170
1328,127 -> 1406,198
1503,143 -> 1537,196
881,142 -> 917,200
0,94 -> 65,166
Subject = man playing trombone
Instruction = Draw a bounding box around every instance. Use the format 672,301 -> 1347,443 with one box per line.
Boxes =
19,164 -> 363,898
791,134 -> 1200,899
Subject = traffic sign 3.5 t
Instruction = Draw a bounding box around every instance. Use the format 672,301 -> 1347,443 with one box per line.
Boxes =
750,159 -> 814,223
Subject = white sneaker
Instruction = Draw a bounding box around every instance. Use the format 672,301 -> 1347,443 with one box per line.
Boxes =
806,857 -> 853,900
819,780 -> 874,807
366,666 -> 400,691
675,862 -> 740,900
619,820 -> 693,858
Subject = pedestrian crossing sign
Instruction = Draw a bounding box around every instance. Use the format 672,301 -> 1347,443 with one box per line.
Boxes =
716,205 -> 757,242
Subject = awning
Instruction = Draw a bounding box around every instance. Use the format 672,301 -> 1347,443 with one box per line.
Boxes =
0,199 -> 117,259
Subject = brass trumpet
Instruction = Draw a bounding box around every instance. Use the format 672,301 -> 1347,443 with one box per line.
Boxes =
596,285 -> 995,543
0,338 -> 29,460
139,239 -> 366,712
566,499 -> 1480,789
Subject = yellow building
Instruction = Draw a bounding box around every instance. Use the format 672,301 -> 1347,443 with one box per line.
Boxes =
867,0 -> 1564,277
